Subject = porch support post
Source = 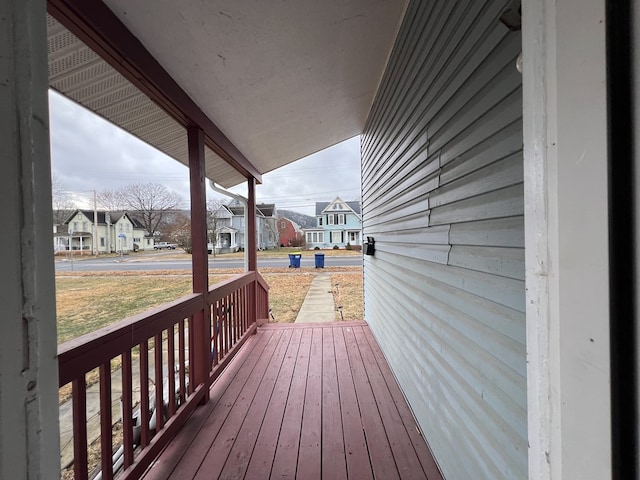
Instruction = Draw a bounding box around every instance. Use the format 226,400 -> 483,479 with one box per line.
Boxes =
0,0 -> 60,477
188,126 -> 210,400
523,0 -> 611,478
246,177 -> 259,325
247,177 -> 257,271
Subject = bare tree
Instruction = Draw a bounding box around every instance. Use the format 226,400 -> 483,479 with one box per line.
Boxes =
115,182 -> 182,236
96,188 -> 126,212
207,199 -> 224,257
51,174 -> 75,225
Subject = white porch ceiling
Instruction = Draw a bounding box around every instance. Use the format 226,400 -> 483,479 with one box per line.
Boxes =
47,1 -> 407,187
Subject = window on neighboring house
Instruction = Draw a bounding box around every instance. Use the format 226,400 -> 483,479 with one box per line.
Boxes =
331,231 -> 341,243
281,222 -> 285,229
146,239 -> 151,245
118,224 -> 123,232
100,237 -> 105,247
318,217 -> 323,226
350,232 -> 357,243
82,221 -> 88,231
338,214 -> 345,225
307,232 -> 312,243
126,223 -> 131,232
328,215 -> 334,225
318,232 -> 324,243
134,237 -> 141,243
73,222 -> 79,232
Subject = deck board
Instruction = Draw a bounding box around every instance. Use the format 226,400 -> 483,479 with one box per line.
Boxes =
143,322 -> 443,480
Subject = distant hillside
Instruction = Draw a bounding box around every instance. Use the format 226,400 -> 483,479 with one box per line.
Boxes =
278,209 -> 316,229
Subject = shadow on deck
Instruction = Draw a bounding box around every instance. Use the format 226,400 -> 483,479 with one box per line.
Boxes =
142,321 -> 442,479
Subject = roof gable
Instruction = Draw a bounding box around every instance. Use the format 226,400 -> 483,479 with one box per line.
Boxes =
317,197 -> 361,215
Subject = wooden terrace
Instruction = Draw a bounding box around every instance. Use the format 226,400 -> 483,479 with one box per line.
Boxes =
143,322 -> 441,480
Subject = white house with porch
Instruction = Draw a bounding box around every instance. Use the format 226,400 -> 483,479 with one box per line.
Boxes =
58,209 -> 154,253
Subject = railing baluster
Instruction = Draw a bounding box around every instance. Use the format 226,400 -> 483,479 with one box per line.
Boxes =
168,326 -> 176,416
224,296 -> 233,355
234,290 -> 239,343
178,319 -> 186,402
154,333 -> 164,431
188,315 -> 194,394
72,376 -> 89,480
140,340 -> 150,447
99,362 -> 114,480
122,349 -> 134,468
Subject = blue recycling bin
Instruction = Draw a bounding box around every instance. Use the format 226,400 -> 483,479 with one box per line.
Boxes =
314,252 -> 325,268
288,253 -> 301,268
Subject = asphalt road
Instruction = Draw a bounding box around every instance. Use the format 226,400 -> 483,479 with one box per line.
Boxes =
54,252 -> 362,272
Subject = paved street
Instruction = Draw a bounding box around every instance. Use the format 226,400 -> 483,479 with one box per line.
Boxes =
54,252 -> 362,272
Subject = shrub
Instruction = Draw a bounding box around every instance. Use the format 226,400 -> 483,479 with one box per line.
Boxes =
333,245 -> 339,250
314,246 -> 320,250
346,242 -> 352,250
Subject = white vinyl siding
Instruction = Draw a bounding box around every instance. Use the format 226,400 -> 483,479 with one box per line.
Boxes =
361,1 -> 525,479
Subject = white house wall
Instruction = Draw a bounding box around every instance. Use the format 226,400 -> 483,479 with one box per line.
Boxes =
361,1 -> 525,478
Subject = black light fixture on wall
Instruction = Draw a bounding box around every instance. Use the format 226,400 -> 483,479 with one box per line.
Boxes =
364,236 -> 375,256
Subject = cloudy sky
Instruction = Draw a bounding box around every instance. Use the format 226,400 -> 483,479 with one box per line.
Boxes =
49,91 -> 361,217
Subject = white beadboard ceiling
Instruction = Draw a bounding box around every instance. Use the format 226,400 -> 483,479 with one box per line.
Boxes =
47,1 -> 407,187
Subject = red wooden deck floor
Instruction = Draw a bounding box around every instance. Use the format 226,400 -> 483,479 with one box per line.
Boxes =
142,322 -> 442,480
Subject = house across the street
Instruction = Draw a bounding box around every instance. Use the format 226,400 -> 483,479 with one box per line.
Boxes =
304,197 -> 362,249
56,209 -> 154,254
210,201 -> 278,253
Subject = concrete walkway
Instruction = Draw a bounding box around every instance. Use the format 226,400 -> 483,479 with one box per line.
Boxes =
295,272 -> 337,323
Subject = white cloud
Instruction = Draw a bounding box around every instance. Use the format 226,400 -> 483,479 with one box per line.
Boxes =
49,91 -> 361,215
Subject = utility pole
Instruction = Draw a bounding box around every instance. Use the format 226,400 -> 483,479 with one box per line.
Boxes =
93,189 -> 99,255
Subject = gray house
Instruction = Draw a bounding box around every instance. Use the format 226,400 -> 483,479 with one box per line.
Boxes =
4,0 -> 631,479
211,201 -> 278,252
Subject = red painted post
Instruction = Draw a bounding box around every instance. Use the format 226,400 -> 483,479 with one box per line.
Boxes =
188,126 -> 210,400
247,177 -> 257,272
246,178 -> 258,326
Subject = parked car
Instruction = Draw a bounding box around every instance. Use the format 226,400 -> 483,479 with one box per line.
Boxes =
153,242 -> 177,250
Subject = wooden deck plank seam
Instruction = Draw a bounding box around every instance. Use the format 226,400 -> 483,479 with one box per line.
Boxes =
217,328 -> 296,479
362,327 -> 444,479
167,328 -> 280,479
192,328 -> 293,479
243,328 -> 305,479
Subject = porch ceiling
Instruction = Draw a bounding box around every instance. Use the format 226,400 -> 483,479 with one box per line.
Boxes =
47,1 -> 407,188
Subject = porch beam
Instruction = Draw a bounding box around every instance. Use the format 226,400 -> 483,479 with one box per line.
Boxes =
47,0 -> 263,184
188,126 -> 210,401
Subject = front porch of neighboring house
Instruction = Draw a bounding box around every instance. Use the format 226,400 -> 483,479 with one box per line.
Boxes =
212,226 -> 240,254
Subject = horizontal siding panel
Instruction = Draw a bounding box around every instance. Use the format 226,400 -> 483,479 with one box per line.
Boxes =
362,167 -> 439,216
431,153 -> 523,208
369,225 -> 450,245
362,0 -> 466,169
440,119 -> 523,180
362,0 -> 442,157
363,200 -> 429,231
449,217 -> 524,248
361,1 -> 524,478
429,183 -> 524,226
449,245 -> 524,280
362,1 -> 502,185
362,211 -> 430,235
375,242 -> 450,264
365,268 -> 527,478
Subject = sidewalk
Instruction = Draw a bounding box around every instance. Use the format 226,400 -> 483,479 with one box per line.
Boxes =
295,272 -> 337,323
